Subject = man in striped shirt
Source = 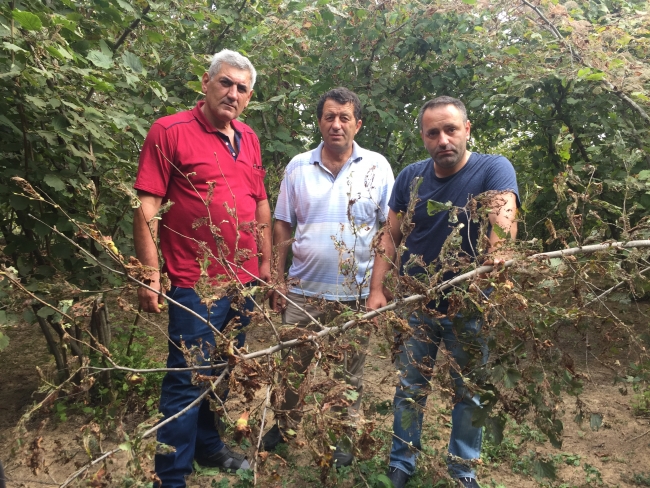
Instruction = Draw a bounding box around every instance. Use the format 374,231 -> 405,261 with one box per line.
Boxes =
262,88 -> 394,466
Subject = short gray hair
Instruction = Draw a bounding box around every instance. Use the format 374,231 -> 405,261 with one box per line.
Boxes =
418,96 -> 468,129
207,49 -> 257,90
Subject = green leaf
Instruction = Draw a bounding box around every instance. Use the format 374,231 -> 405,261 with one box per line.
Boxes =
590,413 -> 602,431
400,408 -> 416,431
116,0 -> 136,13
585,72 -> 605,81
121,51 -> 143,74
25,95 -> 47,109
427,199 -> 452,216
377,474 -> 393,487
43,174 -> 66,191
87,50 -> 113,69
491,223 -> 507,240
2,41 -> 28,53
187,80 -> 203,93
146,31 -> 164,43
275,127 -> 292,142
84,106 -> 104,121
0,331 -> 9,352
0,115 -> 22,135
344,390 -> 359,401
23,307 -> 36,324
52,115 -> 70,132
485,414 -> 507,444
503,368 -> 521,388
462,0 -> 477,4
37,306 -> 56,318
532,458 -> 557,480
503,46 -> 519,55
12,10 -> 42,31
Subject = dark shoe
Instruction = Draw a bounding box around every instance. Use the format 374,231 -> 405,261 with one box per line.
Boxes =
457,477 -> 481,488
385,467 -> 410,488
195,445 -> 250,472
332,445 -> 354,467
262,424 -> 289,451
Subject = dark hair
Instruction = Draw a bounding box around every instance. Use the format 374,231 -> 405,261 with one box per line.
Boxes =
417,96 -> 468,129
316,87 -> 362,121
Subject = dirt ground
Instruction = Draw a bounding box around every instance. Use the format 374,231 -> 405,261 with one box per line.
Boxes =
1,293 -> 649,488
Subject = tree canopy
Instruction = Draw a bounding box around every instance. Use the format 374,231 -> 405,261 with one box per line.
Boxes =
1,0 -> 650,482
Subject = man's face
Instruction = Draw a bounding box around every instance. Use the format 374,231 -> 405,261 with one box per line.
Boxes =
201,64 -> 253,127
317,100 -> 362,155
420,104 -> 471,176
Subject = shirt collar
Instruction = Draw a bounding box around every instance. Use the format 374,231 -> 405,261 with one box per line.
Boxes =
192,100 -> 244,135
310,141 -> 363,166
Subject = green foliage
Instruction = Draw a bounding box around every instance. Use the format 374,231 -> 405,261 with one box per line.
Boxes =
632,388 -> 650,416
633,472 -> 650,487
1,0 -> 650,485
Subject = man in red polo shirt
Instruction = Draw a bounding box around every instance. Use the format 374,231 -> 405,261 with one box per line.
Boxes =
134,50 -> 271,487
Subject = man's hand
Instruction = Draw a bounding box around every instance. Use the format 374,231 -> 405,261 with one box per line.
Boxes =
258,260 -> 271,284
479,256 -> 509,282
269,282 -> 288,313
366,290 -> 388,312
138,279 -> 164,313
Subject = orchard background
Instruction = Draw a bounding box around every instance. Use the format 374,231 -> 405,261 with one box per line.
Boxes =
1,0 -> 650,486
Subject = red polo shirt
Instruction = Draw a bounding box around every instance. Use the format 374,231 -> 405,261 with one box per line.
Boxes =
134,101 -> 267,287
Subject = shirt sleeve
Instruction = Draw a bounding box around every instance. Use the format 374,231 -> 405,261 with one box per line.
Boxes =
134,122 -> 174,197
273,167 -> 295,226
485,156 -> 520,206
378,158 -> 395,223
388,164 -> 415,214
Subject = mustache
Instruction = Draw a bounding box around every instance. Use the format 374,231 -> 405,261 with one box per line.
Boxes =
435,144 -> 457,152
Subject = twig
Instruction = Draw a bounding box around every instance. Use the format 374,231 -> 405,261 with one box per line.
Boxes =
521,0 -> 579,63
521,0 -> 650,124
60,368 -> 228,488
253,384 -> 272,485
86,239 -> 650,374
629,428 -> 650,442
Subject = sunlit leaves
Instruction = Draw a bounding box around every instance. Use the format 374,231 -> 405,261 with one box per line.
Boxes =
2,41 -> 27,53
12,10 -> 42,31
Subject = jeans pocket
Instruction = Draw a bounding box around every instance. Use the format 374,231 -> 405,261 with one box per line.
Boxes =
168,285 -> 180,300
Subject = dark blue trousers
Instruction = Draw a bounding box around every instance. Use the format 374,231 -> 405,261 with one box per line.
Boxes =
155,286 -> 252,488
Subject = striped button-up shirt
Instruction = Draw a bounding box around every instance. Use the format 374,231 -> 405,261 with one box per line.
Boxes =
275,141 -> 394,300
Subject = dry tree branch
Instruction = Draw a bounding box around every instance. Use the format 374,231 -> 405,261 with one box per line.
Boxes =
521,0 -> 650,124
11,236 -> 648,379
59,367 -> 229,488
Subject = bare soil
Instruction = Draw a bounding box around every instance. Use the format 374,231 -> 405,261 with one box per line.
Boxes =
1,293 -> 649,488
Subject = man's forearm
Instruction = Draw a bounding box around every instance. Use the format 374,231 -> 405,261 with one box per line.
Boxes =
255,199 -> 272,266
272,219 -> 293,283
133,193 -> 163,277
133,192 -> 164,313
369,209 -> 402,295
487,191 -> 518,256
369,229 -> 397,293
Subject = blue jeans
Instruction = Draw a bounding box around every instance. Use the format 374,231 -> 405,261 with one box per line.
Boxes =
155,286 -> 253,488
389,311 -> 488,480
